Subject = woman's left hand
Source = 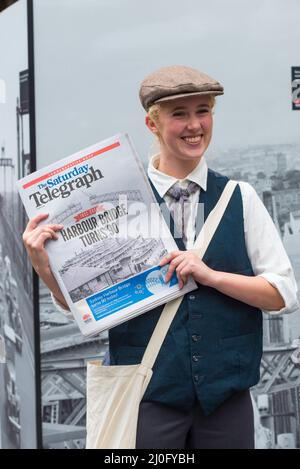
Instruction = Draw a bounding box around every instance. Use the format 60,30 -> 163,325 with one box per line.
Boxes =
159,250 -> 216,289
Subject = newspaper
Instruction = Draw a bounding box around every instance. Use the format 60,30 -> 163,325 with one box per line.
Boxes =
17,133 -> 197,336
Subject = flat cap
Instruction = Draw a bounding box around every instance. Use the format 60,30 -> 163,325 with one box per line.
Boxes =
139,65 -> 224,111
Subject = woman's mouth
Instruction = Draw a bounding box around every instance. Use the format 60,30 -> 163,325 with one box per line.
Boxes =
181,135 -> 203,145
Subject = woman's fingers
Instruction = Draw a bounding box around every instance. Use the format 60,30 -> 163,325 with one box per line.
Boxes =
47,224 -> 64,231
22,215 -> 64,277
159,251 -> 182,266
24,224 -> 63,244
24,213 -> 49,233
178,274 -> 187,289
160,251 -> 201,288
25,227 -> 60,250
164,254 -> 186,282
176,260 -> 189,289
29,232 -> 53,252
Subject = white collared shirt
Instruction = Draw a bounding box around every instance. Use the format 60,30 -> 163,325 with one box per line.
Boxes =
148,154 -> 299,316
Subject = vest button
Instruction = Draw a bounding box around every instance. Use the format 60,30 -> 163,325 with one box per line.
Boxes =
192,335 -> 201,342
194,375 -> 205,383
192,354 -> 199,362
189,295 -> 196,300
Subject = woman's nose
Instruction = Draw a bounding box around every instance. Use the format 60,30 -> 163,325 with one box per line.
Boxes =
186,115 -> 202,130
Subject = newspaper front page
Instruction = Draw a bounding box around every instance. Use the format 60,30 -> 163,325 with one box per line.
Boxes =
17,133 -> 196,336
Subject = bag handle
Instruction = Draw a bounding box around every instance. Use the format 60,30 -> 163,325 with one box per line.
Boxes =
141,180 -> 238,369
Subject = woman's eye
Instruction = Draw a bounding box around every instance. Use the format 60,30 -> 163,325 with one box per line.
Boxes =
171,109 -> 210,118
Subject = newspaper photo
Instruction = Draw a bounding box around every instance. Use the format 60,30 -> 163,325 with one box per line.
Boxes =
17,133 -> 197,336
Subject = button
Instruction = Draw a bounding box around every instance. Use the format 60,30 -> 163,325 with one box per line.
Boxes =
194,375 -> 205,384
192,335 -> 201,342
189,295 -> 196,300
192,354 -> 199,362
191,314 -> 202,320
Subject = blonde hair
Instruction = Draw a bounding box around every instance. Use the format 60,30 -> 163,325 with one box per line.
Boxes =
147,103 -> 163,151
148,103 -> 161,125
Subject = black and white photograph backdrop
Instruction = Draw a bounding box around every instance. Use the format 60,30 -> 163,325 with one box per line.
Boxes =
33,0 -> 300,449
0,0 -> 38,449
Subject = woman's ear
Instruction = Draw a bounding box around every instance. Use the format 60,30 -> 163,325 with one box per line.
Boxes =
145,115 -> 159,135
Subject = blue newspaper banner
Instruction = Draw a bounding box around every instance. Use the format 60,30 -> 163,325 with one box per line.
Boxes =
86,265 -> 178,320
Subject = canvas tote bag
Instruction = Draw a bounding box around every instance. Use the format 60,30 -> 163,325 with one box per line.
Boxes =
86,180 -> 238,449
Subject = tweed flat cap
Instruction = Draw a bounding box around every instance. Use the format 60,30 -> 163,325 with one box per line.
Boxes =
139,65 -> 224,111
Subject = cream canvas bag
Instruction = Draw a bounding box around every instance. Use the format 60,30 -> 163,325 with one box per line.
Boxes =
86,180 -> 238,449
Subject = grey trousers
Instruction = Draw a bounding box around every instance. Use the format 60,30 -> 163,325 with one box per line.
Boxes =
136,390 -> 254,449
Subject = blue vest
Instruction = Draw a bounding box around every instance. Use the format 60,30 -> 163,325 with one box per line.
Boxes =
109,169 -> 263,415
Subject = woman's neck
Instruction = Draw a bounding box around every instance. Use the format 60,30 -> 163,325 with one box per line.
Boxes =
157,154 -> 201,180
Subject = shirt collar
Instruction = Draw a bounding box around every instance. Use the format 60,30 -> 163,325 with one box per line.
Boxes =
147,154 -> 208,198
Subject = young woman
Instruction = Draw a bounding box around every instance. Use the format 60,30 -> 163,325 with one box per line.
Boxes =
23,65 -> 299,449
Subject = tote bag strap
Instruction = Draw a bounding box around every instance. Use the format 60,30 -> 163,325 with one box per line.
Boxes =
141,180 -> 238,369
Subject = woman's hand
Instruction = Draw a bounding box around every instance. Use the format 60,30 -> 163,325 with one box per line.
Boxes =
160,250 -> 285,311
22,213 -> 68,308
23,213 -> 63,277
159,250 -> 216,289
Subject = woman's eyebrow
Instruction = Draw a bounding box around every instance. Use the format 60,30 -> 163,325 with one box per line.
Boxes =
171,104 -> 210,112
170,106 -> 186,112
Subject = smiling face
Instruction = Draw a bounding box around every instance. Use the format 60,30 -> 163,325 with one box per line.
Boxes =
146,94 -> 214,171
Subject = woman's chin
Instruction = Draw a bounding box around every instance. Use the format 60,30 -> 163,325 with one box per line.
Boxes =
181,147 -> 205,160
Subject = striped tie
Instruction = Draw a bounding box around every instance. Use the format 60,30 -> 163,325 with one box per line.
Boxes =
166,181 -> 199,246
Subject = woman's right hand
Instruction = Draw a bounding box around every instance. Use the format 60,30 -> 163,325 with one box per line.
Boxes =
22,213 -> 63,277
22,213 -> 69,308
